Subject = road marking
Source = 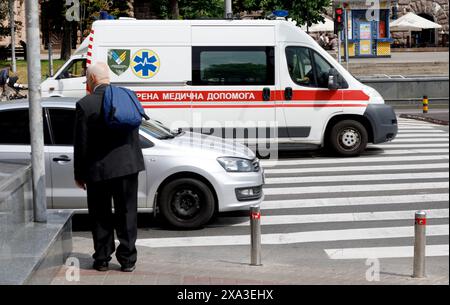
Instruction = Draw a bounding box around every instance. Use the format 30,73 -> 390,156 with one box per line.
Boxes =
363,149 -> 450,155
262,193 -> 449,210
214,209 -> 449,227
325,245 -> 449,260
264,182 -> 449,195
261,155 -> 449,167
264,163 -> 449,175
389,138 -> 449,143
265,172 -> 449,184
396,135 -> 449,139
373,144 -> 449,149
398,130 -> 447,133
135,225 -> 449,248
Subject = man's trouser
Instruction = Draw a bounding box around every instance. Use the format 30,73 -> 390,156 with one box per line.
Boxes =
87,173 -> 139,267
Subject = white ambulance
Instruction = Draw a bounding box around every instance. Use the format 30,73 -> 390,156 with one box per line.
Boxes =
55,19 -> 400,156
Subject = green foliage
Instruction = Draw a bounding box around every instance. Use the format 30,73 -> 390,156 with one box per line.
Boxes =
178,0 -> 224,19
260,0 -> 331,26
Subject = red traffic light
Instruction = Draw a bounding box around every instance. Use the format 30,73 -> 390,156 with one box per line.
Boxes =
335,8 -> 343,15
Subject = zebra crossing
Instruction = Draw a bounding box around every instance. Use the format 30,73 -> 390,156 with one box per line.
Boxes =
136,118 -> 449,260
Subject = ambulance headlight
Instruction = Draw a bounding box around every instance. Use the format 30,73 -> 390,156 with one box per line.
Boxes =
218,157 -> 254,173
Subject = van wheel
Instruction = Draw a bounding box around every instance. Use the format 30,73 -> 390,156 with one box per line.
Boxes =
329,120 -> 368,157
159,178 -> 215,229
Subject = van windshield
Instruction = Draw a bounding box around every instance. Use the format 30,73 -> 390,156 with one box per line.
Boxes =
140,120 -> 175,140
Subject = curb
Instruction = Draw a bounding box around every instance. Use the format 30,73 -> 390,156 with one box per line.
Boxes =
399,114 -> 449,126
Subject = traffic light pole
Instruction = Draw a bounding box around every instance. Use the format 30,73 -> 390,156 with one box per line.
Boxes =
344,8 -> 349,70
338,32 -> 342,64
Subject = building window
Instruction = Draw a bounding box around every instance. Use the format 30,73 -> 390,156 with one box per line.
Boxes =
192,47 -> 275,86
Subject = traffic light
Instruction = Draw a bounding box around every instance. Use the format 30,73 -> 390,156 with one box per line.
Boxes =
334,7 -> 344,34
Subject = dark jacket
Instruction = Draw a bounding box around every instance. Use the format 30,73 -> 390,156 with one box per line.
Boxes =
74,84 -> 145,183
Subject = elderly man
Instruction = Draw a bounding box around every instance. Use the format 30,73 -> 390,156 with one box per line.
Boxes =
74,62 -> 145,272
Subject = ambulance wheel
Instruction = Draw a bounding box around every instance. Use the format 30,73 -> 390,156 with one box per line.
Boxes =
329,120 -> 368,157
159,178 -> 215,229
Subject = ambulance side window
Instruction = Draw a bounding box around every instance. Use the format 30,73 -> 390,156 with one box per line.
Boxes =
192,47 -> 275,86
286,47 -> 333,89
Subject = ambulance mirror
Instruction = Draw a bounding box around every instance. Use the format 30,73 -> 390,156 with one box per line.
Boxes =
328,68 -> 340,90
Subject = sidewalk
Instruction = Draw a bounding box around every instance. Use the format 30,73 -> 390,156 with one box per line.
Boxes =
396,109 -> 449,126
50,235 -> 449,285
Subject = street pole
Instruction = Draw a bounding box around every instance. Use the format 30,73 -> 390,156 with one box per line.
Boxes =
9,0 -> 16,73
338,31 -> 342,64
344,8 -> 349,70
48,42 -> 53,77
225,0 -> 232,19
25,0 -> 47,223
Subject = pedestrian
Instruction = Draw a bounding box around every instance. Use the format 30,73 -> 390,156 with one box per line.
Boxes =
0,64 -> 12,98
318,32 -> 328,49
329,34 -> 339,52
74,62 -> 145,272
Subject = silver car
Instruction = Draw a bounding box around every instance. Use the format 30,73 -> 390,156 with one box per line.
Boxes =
0,98 -> 264,228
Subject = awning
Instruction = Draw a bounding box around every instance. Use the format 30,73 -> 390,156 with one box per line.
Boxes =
390,12 -> 442,32
301,16 -> 334,33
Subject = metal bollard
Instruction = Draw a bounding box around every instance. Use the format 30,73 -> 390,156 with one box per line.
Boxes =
250,205 -> 262,266
413,211 -> 427,278
422,96 -> 429,114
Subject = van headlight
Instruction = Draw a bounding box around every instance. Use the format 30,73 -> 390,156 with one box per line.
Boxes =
217,157 -> 254,172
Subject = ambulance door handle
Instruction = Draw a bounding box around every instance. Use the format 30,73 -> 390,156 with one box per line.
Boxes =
262,88 -> 271,101
285,87 -> 293,101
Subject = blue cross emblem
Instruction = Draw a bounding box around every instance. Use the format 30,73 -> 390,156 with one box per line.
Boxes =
132,50 -> 160,78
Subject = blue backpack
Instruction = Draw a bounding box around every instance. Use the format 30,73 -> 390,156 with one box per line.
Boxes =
103,85 -> 150,130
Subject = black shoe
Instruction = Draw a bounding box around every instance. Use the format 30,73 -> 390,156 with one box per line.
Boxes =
120,265 -> 136,272
93,261 -> 109,272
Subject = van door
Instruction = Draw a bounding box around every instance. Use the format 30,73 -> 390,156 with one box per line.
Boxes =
0,108 -> 53,208
46,107 -> 147,210
190,46 -> 276,145
280,45 -> 343,143
52,58 -> 87,97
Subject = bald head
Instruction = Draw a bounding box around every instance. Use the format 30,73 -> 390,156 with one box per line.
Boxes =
86,62 -> 110,93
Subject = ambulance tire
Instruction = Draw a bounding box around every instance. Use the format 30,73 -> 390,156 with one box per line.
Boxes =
329,120 -> 368,157
159,178 -> 215,229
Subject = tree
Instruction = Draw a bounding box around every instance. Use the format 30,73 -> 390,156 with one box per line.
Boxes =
260,0 -> 331,27
0,0 -> 22,40
178,0 -> 223,19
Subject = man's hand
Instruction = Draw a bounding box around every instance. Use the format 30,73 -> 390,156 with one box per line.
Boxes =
75,180 -> 86,190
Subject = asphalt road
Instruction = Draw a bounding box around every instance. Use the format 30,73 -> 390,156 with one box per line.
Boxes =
69,117 -> 449,284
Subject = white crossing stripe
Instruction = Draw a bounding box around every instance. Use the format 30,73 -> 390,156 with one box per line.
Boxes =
264,182 -> 449,196
214,209 -> 449,227
262,193 -> 449,210
363,149 -> 450,156
265,172 -> 449,185
264,163 -> 449,175
325,245 -> 449,260
373,144 -> 449,149
390,138 -> 449,143
396,134 -> 448,138
398,130 -> 446,133
261,155 -> 449,167
135,225 -> 449,248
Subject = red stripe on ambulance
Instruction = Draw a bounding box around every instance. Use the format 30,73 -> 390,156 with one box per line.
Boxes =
136,90 -> 370,104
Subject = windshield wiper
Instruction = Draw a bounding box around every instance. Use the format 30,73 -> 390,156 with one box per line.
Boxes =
159,135 -> 175,140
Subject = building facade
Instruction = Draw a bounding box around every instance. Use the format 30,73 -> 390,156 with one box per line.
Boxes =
394,0 -> 449,47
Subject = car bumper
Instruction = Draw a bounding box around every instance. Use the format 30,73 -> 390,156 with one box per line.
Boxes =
212,170 -> 265,212
364,104 -> 399,144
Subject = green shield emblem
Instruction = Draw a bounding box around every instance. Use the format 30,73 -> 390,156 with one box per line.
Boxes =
107,49 -> 131,76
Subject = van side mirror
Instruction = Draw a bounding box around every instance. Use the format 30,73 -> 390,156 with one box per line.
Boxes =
328,68 -> 341,90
